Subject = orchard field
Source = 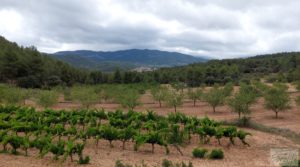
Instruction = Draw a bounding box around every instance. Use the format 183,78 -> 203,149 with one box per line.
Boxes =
0,81 -> 299,167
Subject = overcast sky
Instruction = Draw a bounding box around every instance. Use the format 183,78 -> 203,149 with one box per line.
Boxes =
1,0 -> 300,59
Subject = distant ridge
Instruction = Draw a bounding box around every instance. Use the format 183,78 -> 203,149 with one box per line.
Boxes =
51,49 -> 208,71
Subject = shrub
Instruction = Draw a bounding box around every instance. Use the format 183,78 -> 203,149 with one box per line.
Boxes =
162,159 -> 173,167
162,159 -> 193,167
209,149 -> 224,159
115,160 -> 132,167
192,147 -> 208,158
78,156 -> 90,164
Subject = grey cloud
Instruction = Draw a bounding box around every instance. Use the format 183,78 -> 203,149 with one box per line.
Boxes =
0,0 -> 300,58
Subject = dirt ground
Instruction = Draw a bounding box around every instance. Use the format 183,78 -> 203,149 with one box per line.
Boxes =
50,90 -> 300,134
0,129 -> 299,167
3,86 -> 300,167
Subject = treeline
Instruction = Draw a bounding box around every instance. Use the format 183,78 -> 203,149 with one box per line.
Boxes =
1,36 -> 300,88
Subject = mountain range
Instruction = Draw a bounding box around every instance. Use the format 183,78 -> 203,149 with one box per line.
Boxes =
51,49 -> 208,71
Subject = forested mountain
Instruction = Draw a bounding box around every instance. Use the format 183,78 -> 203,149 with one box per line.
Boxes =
0,36 -> 88,88
52,49 -> 207,71
154,52 -> 300,86
0,36 -> 299,88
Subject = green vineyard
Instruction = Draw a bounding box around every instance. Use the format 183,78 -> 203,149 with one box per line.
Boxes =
0,105 -> 250,164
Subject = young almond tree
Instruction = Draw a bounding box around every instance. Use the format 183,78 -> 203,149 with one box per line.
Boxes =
37,90 -> 59,109
151,86 -> 167,108
264,87 -> 290,118
187,88 -> 202,107
204,86 -> 225,113
165,89 -> 184,112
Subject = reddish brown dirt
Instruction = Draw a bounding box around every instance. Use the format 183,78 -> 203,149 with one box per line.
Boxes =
13,86 -> 300,167
48,90 -> 300,134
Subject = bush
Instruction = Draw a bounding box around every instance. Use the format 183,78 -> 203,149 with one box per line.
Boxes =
78,156 -> 90,164
192,148 -> 208,158
115,160 -> 132,167
162,159 -> 173,167
162,159 -> 193,167
209,149 -> 224,159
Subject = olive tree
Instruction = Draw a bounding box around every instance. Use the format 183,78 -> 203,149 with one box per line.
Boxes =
264,87 -> 290,118
222,82 -> 234,97
204,86 -> 225,113
228,90 -> 257,119
165,89 -> 184,112
71,86 -> 98,109
0,87 -> 28,106
37,90 -> 59,108
151,86 -> 167,108
117,89 -> 141,110
187,88 -> 202,107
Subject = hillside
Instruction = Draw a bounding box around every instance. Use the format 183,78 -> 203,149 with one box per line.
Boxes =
52,49 -> 207,71
0,36 -> 87,88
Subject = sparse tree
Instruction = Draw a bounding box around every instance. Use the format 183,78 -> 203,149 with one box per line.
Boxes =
264,87 -> 290,118
165,89 -> 184,112
37,90 -> 59,108
187,88 -> 202,107
71,86 -> 98,109
204,86 -> 225,113
151,86 -> 167,107
117,89 -> 141,110
228,90 -> 257,119
222,82 -> 234,97
0,87 -> 28,106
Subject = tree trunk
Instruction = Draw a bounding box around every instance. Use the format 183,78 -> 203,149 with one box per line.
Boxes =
159,100 -> 162,108
122,141 -> 126,150
238,112 -> 241,119
213,106 -> 216,113
275,111 -> 278,119
109,141 -> 113,148
151,144 -> 154,153
193,100 -> 196,107
70,154 -> 73,162
174,106 -> 177,112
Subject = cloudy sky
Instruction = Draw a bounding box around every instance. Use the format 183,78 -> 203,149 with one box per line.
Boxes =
1,0 -> 300,59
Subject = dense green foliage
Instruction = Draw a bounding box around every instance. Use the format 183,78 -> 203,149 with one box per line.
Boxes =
0,36 -> 88,88
1,36 -> 300,88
